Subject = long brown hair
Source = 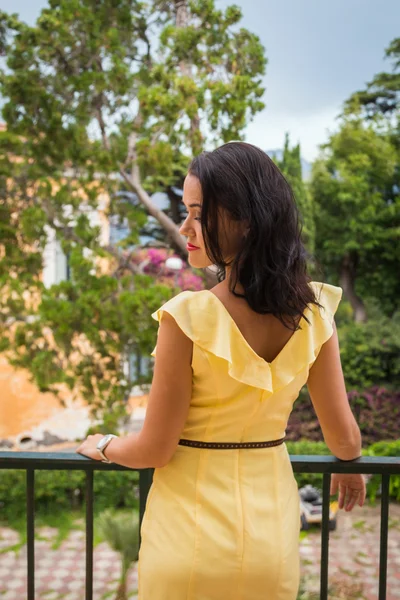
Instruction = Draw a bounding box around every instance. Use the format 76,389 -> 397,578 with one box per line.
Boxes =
189,141 -> 322,331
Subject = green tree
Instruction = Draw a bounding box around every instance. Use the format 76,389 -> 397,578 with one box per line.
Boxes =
310,116 -> 399,321
311,37 -> 400,322
345,37 -> 400,120
0,0 -> 266,424
276,133 -> 316,260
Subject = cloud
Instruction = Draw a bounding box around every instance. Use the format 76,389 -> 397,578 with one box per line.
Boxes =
245,104 -> 342,162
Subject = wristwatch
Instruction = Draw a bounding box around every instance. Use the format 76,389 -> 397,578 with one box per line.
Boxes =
96,434 -> 118,463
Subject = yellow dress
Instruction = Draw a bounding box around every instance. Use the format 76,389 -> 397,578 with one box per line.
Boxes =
138,281 -> 342,600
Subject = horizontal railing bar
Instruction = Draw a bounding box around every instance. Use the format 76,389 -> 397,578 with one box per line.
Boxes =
0,453 -> 134,470
291,456 -> 400,475
0,452 -> 399,474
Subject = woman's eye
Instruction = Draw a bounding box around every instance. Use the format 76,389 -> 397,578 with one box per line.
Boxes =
183,212 -> 201,221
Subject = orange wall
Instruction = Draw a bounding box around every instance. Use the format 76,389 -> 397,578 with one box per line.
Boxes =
0,356 -> 148,440
0,356 -> 67,438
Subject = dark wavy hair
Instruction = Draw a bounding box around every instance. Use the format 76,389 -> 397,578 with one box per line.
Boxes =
188,141 -> 322,331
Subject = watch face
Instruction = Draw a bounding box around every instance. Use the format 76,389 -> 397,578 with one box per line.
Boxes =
97,436 -> 110,450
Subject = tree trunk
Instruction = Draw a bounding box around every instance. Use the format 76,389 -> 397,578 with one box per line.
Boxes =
114,580 -> 127,600
117,1 -> 203,264
120,168 -> 188,254
339,252 -> 367,323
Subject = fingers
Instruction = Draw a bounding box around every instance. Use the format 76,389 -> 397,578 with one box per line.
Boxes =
359,481 -> 367,507
344,490 -> 359,512
330,475 -> 338,496
338,482 -> 346,509
337,482 -> 366,511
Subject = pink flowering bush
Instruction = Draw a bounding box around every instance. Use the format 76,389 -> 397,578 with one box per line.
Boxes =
130,247 -> 204,291
287,385 -> 400,445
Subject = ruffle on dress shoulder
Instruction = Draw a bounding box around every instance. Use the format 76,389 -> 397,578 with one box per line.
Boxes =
150,282 -> 343,397
275,281 -> 343,386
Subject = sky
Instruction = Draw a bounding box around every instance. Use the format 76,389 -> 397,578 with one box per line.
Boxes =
1,0 -> 399,161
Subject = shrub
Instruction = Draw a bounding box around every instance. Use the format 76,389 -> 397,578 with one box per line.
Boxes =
365,439 -> 400,502
337,303 -> 400,390
347,387 -> 400,445
0,468 -> 140,523
288,386 -> 400,446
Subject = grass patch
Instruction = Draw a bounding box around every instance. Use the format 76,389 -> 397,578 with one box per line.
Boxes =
352,519 -> 374,534
388,516 -> 400,530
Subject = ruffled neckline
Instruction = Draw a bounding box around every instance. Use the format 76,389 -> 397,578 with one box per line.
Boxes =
201,289 -> 306,367
151,281 -> 342,397
196,289 -> 312,395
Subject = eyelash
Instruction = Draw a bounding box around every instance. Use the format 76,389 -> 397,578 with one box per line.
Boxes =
183,213 -> 201,221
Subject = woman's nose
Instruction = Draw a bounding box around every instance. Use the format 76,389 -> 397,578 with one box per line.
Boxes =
179,219 -> 190,236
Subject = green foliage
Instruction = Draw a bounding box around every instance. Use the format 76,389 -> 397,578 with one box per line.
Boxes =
5,273 -> 172,422
310,37 -> 400,320
365,439 -> 400,502
310,117 -> 399,314
276,133 -> 316,258
337,303 -> 400,390
0,0 -> 267,421
97,508 -> 139,584
345,37 -> 400,120
0,468 -> 140,523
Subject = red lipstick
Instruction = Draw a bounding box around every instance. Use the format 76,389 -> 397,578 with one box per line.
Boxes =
187,243 -> 200,251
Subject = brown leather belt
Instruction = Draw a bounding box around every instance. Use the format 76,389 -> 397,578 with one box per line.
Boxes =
178,437 -> 286,449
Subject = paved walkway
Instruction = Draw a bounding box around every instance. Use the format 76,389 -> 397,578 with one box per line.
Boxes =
0,502 -> 399,599
0,528 -> 139,599
300,502 -> 400,599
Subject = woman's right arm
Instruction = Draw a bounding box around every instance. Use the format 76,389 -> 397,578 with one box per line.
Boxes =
307,319 -> 362,460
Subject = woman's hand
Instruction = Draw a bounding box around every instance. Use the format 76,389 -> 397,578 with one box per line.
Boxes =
75,434 -> 105,461
330,473 -> 367,511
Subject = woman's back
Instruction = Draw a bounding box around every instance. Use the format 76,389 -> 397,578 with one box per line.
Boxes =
208,282 -> 302,364
138,280 -> 342,599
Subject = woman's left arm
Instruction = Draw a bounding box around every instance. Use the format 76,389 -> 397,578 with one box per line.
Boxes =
76,311 -> 193,468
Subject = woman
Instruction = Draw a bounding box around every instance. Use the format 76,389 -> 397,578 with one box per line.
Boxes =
77,142 -> 366,599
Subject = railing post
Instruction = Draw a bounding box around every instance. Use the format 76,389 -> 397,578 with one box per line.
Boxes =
320,472 -> 331,600
139,468 -> 154,548
26,468 -> 35,600
85,470 -> 94,600
379,473 -> 390,600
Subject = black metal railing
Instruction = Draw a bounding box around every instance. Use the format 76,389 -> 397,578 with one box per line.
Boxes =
1,452 -> 399,600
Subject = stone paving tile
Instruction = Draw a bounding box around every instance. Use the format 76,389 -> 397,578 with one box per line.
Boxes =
0,502 -> 399,599
0,533 -> 138,600
299,501 -> 400,599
